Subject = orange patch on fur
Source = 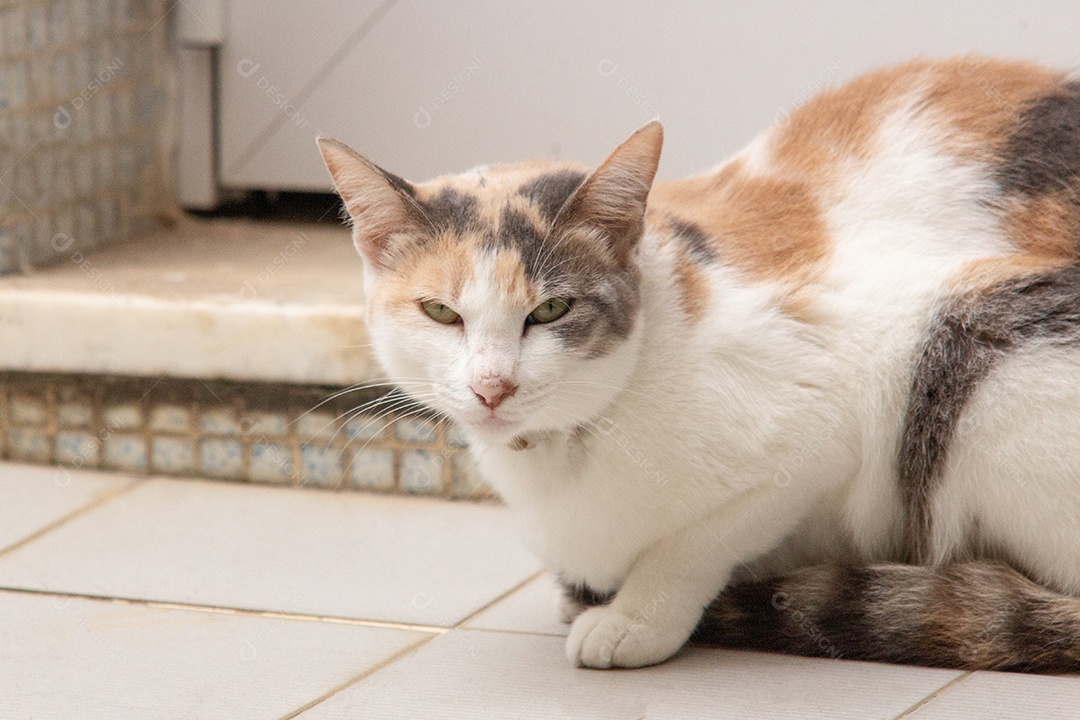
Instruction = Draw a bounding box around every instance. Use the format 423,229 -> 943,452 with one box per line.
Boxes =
651,163 -> 830,287
999,193 -> 1080,260
493,247 -> 536,306
673,255 -> 709,323
768,57 -> 1063,176
921,57 -> 1064,161
952,254 -> 1072,293
376,236 -> 477,311
780,288 -> 827,325
768,66 -> 907,178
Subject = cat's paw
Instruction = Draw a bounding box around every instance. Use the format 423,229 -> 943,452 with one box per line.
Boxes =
565,604 -> 687,669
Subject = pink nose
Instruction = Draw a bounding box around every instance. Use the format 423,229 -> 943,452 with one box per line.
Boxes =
471,377 -> 518,410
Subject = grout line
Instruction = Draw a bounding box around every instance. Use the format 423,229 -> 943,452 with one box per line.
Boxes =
0,477 -> 142,560
0,585 -> 450,633
891,671 -> 973,719
276,570 -> 546,718
459,626 -> 566,639
452,570 -> 545,630
276,633 -> 439,720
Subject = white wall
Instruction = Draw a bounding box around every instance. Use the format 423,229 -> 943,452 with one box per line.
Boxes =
214,0 -> 1080,190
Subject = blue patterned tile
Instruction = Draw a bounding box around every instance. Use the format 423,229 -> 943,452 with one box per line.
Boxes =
344,414 -> 388,442
149,404 -> 191,433
151,437 -> 195,474
297,411 -> 339,441
247,411 -> 288,438
200,407 -> 242,436
57,402 -> 93,428
394,417 -> 439,444
103,403 -> 141,430
103,433 -> 146,471
199,438 -> 243,478
299,444 -> 343,488
55,430 -> 99,466
9,395 -> 47,426
399,449 -> 444,494
250,440 -> 293,483
9,428 -> 52,462
347,448 -> 395,492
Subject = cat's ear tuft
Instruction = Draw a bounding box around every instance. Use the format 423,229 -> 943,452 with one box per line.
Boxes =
553,121 -> 663,265
317,137 -> 422,269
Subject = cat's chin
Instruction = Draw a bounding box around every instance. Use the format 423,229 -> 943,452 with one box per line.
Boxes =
464,416 -> 522,447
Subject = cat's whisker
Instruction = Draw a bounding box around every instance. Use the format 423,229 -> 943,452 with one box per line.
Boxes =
310,391 -> 441,450
289,379 -> 439,429
330,394 -> 442,452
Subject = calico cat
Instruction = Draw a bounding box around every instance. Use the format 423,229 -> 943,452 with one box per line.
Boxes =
319,56 -> 1080,672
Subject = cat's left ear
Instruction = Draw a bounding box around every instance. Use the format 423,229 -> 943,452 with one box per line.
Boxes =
317,137 -> 423,269
553,121 -> 663,266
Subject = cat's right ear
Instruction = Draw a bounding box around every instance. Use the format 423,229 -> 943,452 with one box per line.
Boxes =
317,137 -> 422,269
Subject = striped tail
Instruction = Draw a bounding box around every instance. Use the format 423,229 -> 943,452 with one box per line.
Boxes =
693,561 -> 1080,673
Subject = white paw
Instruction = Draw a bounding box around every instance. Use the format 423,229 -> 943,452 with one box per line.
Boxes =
565,604 -> 687,669
555,589 -> 585,624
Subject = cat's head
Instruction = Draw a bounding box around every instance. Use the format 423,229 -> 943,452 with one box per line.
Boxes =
318,122 -> 663,446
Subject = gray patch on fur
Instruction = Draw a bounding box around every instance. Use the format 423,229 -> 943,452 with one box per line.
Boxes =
671,218 -> 717,263
996,81 -> 1080,197
418,187 -> 481,233
518,170 -> 587,225
696,561 -> 1080,672
901,266 -> 1080,561
559,578 -> 614,608
493,206 -> 547,278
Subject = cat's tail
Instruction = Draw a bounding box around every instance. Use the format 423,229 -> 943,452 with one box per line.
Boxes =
694,561 -> 1080,672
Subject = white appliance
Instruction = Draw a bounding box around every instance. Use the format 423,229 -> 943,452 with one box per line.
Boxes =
175,1 -> 1080,209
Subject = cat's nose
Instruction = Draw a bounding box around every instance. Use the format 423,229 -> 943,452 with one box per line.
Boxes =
471,377 -> 518,410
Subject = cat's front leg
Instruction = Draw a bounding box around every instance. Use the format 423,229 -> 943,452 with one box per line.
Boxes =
565,492 -> 799,669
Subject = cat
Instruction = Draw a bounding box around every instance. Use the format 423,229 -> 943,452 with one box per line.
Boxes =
318,55 -> 1080,673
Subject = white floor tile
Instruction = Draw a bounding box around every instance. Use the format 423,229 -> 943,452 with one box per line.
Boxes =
467,573 -> 569,636
907,670 -> 1080,719
0,462 -> 133,551
297,629 -> 963,720
0,589 -> 430,720
0,477 -> 540,625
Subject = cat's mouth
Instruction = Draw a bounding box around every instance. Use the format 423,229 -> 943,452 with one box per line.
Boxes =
475,413 -> 516,433
464,410 -> 527,445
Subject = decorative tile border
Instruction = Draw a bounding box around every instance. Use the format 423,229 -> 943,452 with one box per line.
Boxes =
0,371 -> 493,500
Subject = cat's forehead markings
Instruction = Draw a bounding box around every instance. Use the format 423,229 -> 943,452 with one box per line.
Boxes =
517,169 -> 587,224
415,187 -> 481,233
492,204 -> 549,281
492,245 -> 536,304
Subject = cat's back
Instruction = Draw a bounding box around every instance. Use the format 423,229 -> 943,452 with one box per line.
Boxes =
646,56 -> 1080,313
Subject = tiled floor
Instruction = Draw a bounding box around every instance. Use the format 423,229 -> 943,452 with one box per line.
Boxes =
2,462 -> 1077,719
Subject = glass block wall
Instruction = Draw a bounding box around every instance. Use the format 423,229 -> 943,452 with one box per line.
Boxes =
0,0 -> 172,274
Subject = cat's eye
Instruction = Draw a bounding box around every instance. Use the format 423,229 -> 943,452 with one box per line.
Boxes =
421,300 -> 461,325
527,298 -> 572,325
